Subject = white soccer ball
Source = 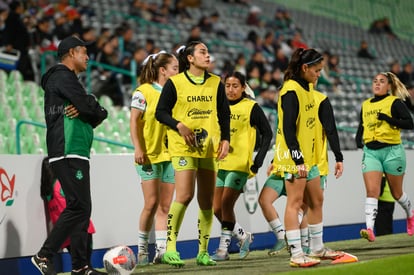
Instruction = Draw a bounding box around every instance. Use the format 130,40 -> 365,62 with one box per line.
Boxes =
103,245 -> 137,275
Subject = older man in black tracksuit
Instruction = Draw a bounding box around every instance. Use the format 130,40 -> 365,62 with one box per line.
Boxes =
31,36 -> 108,275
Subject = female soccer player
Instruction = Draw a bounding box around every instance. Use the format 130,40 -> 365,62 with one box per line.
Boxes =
155,41 -> 230,267
355,72 -> 414,242
212,71 -> 272,261
130,51 -> 178,264
272,48 -> 343,267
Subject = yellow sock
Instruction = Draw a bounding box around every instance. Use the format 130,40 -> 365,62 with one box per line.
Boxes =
166,201 -> 187,252
198,208 -> 213,254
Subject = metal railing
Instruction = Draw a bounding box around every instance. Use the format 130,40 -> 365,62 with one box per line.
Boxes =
15,120 -> 133,155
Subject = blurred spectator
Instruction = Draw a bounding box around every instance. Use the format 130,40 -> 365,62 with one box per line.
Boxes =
256,85 -> 278,110
266,7 -> 296,35
144,38 -> 157,55
357,40 -> 375,60
129,0 -> 152,20
245,30 -> 262,52
31,17 -> 57,53
149,0 -> 172,24
398,62 -> 414,89
186,25 -> 202,44
246,5 -> 263,27
271,46 -> 289,72
369,17 -> 398,39
0,5 -> 8,47
246,65 -> 261,96
94,35 -> 124,107
389,60 -> 401,76
246,50 -> 266,77
262,31 -> 276,63
52,12 -> 73,40
208,11 -> 227,38
234,52 -> 247,76
318,50 -> 341,93
197,15 -> 212,32
124,46 -> 148,86
198,11 -> 227,38
115,22 -> 136,60
3,0 -> 34,80
80,26 -> 98,60
270,67 -> 283,89
290,30 -> 308,50
171,0 -> 192,22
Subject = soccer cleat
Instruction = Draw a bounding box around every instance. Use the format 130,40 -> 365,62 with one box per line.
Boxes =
360,228 -> 375,242
31,254 -> 57,275
153,248 -> 165,264
71,266 -> 108,275
211,249 -> 230,261
268,240 -> 286,256
196,252 -> 217,266
162,251 -> 185,267
308,247 -> 344,260
406,210 -> 414,236
137,252 -> 149,266
290,253 -> 320,268
239,232 -> 253,259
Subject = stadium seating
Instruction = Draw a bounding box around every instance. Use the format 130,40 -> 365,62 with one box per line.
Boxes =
2,0 -> 414,154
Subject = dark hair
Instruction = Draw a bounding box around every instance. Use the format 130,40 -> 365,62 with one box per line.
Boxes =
9,1 -> 21,12
225,71 -> 246,85
139,52 -> 176,84
224,71 -> 247,97
40,157 -> 55,201
176,41 -> 204,72
284,48 -> 323,81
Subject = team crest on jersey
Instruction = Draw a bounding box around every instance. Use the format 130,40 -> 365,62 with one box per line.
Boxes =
178,157 -> 187,166
142,165 -> 153,175
194,128 -> 208,148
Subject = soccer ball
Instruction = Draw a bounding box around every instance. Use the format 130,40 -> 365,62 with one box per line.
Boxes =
103,245 -> 136,275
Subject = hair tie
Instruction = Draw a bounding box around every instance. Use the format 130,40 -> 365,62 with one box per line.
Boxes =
141,50 -> 167,66
175,45 -> 186,55
304,56 -> 323,65
245,83 -> 255,99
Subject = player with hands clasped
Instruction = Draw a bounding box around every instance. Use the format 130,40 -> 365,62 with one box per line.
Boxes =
155,41 -> 230,267
355,72 -> 414,242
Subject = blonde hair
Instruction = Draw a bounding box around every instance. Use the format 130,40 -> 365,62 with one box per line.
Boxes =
380,72 -> 410,100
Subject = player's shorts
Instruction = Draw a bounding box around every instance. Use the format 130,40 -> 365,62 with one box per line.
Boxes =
171,156 -> 217,172
320,175 -> 327,190
263,174 -> 286,196
135,161 -> 175,183
216,170 -> 248,191
362,144 -> 406,176
285,165 -> 320,182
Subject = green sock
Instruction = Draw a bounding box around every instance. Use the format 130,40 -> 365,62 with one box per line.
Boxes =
198,208 -> 213,254
166,201 -> 186,252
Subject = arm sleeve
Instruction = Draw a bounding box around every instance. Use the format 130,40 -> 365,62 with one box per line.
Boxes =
318,98 -> 343,162
155,79 -> 180,131
281,91 -> 303,165
250,103 -> 273,169
216,82 -> 231,141
385,99 -> 414,129
59,72 -> 107,128
355,109 -> 364,148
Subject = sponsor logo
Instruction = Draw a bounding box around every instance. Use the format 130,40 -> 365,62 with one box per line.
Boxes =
75,170 -> 83,180
0,167 -> 16,225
